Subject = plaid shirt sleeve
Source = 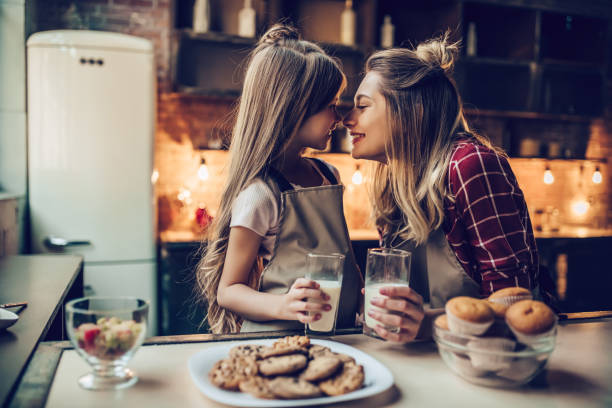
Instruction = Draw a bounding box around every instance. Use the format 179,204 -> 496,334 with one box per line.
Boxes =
446,143 -> 538,296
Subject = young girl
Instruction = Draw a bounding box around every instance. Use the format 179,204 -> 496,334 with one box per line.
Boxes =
197,25 -> 362,334
343,34 -> 544,343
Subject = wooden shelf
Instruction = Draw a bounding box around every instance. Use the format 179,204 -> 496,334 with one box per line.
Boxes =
463,107 -> 597,122
180,29 -> 256,45
460,56 -> 534,67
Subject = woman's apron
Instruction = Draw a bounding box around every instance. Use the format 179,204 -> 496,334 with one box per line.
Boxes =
241,159 -> 362,332
384,227 -> 480,309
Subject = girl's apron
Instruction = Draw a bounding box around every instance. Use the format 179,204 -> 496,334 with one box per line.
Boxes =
241,159 -> 362,332
384,227 -> 480,309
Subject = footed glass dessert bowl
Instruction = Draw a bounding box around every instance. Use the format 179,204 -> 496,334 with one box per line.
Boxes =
65,297 -> 149,390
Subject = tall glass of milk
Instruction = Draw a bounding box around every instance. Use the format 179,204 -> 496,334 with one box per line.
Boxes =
364,248 -> 411,339
305,253 -> 345,335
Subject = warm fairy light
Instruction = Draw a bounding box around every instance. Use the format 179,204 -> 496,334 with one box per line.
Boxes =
571,200 -> 589,216
543,167 -> 554,185
592,167 -> 602,184
151,169 -> 159,184
178,187 -> 192,204
352,164 -> 363,185
198,157 -> 210,181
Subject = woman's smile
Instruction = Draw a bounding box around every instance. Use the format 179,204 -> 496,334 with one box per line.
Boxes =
350,132 -> 365,145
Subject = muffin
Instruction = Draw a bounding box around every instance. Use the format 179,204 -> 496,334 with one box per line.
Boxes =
434,314 -> 470,345
434,314 -> 449,331
451,353 -> 488,378
466,337 -> 516,371
488,287 -> 532,307
486,300 -> 509,319
505,300 -> 557,345
445,297 -> 495,336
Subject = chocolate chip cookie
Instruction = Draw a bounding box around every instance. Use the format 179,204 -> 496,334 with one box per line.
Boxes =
258,354 -> 308,376
238,376 -> 275,399
319,362 -> 364,396
300,355 -> 342,382
268,377 -> 322,399
208,356 -> 258,390
229,344 -> 265,360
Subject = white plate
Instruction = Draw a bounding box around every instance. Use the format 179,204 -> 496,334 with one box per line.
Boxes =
188,338 -> 394,407
0,308 -> 18,330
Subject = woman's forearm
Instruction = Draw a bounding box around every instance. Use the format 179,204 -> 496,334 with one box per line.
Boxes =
218,283 -> 287,322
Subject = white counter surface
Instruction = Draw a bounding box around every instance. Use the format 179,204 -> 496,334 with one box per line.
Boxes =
44,320 -> 612,408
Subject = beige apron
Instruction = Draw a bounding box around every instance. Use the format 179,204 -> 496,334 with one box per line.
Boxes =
241,159 -> 362,332
384,227 -> 480,308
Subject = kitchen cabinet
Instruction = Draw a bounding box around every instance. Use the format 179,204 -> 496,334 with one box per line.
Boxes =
537,236 -> 612,313
172,0 -> 611,155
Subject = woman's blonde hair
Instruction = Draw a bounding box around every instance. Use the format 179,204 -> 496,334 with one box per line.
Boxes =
196,24 -> 346,334
367,32 -> 499,245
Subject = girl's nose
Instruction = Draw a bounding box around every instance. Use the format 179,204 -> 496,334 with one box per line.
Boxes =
343,109 -> 355,128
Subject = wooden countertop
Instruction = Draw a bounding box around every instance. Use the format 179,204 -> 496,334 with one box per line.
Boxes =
0,255 -> 83,408
8,319 -> 612,407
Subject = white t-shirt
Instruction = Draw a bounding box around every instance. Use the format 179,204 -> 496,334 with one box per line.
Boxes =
230,160 -> 339,260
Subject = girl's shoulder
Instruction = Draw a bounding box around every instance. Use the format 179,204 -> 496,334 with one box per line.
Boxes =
235,178 -> 279,208
307,157 -> 341,184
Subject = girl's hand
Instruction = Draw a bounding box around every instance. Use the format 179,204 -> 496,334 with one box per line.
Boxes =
280,278 -> 331,323
366,286 -> 425,343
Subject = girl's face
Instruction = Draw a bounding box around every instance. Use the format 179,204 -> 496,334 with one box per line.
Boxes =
343,71 -> 388,163
296,97 -> 341,151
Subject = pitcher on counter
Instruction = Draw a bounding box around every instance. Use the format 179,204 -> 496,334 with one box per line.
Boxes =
343,33 -> 553,343
196,24 -> 362,334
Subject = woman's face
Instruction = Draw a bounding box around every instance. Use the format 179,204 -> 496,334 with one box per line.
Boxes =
343,71 -> 388,163
296,97 -> 341,151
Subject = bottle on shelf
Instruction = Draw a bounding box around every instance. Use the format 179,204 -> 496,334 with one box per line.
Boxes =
193,0 -> 210,34
238,0 -> 256,38
380,15 -> 394,49
466,22 -> 477,57
340,0 -> 356,46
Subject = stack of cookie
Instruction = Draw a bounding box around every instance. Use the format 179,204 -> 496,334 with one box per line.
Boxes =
433,288 -> 557,384
208,335 -> 365,400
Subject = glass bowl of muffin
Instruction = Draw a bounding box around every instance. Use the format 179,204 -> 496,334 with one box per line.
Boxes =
65,296 -> 149,390
433,288 -> 557,388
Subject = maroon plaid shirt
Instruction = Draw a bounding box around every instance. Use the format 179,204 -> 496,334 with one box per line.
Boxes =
444,140 -> 538,296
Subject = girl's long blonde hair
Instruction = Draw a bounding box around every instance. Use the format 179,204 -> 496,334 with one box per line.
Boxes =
367,33 -> 500,245
196,25 -> 345,334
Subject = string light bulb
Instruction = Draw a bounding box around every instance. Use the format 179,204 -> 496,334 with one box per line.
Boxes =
592,166 -> 602,184
571,200 -> 589,216
198,156 -> 209,181
351,164 -> 363,185
543,165 -> 554,185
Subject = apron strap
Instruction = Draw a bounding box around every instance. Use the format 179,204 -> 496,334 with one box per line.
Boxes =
308,157 -> 338,185
263,166 -> 294,192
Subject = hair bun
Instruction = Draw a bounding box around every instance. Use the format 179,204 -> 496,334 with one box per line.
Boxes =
415,31 -> 458,74
259,24 -> 300,46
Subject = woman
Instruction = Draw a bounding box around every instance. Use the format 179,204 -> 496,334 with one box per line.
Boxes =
343,34 -> 540,343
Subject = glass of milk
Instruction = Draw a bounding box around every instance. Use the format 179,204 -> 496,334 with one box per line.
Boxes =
305,253 -> 345,335
363,248 -> 411,339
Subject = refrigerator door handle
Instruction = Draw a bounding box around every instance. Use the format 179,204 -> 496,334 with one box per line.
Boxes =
43,236 -> 92,251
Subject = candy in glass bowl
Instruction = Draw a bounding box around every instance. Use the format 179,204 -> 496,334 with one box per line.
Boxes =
65,297 -> 149,390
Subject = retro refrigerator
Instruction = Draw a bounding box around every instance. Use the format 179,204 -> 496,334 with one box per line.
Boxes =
27,30 -> 157,334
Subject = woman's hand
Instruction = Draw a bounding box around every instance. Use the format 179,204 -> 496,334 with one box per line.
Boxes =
364,286 -> 425,343
279,278 -> 331,323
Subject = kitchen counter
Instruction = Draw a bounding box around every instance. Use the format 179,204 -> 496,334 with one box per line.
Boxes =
0,255 -> 83,408
160,226 -> 612,244
7,319 -> 612,407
